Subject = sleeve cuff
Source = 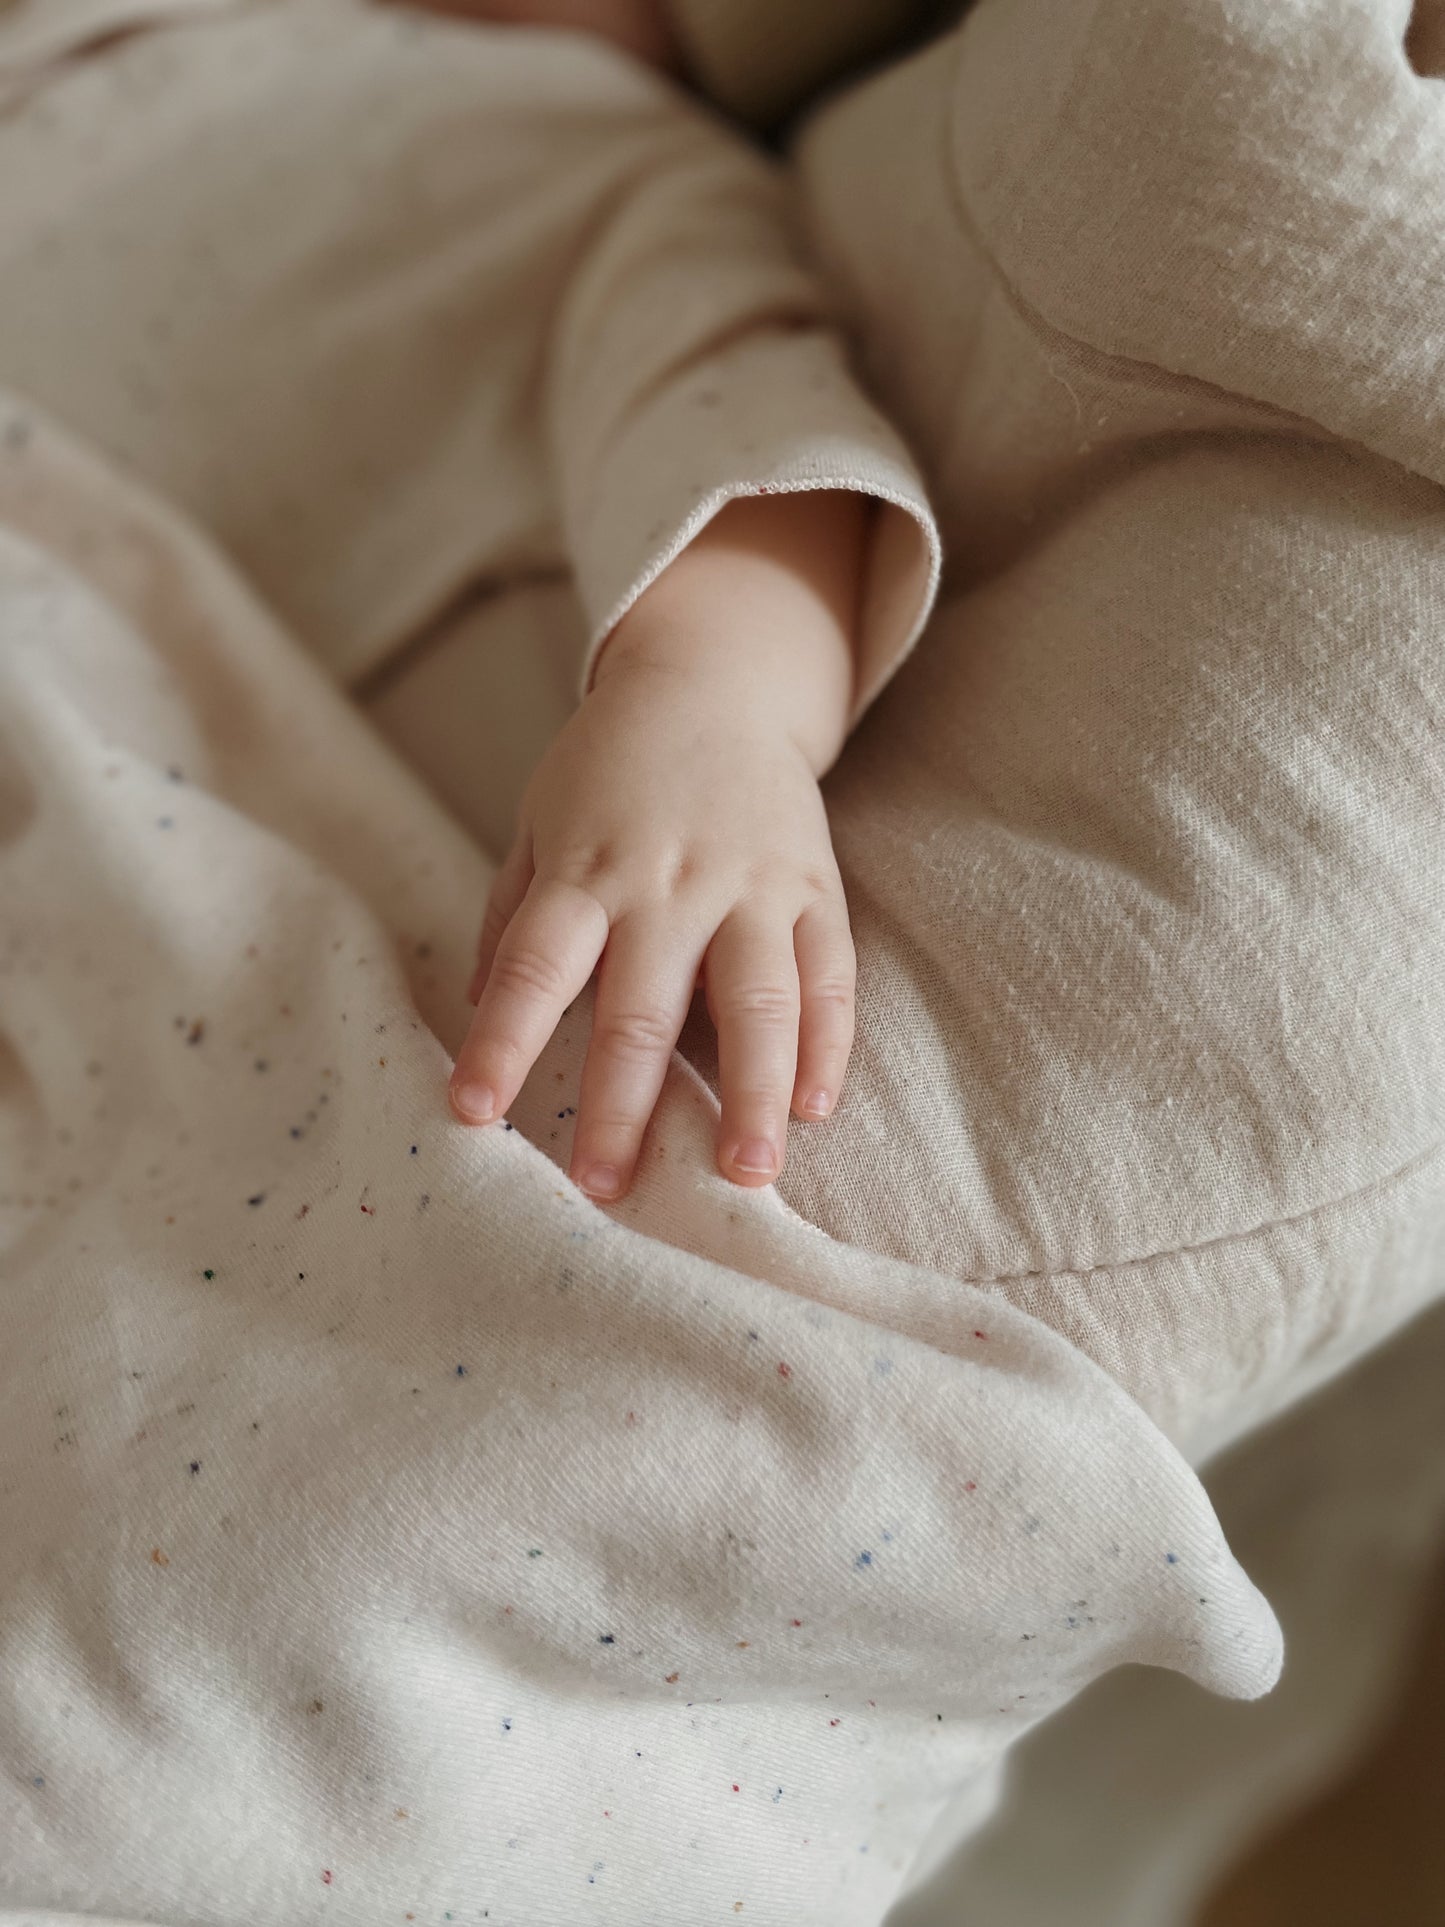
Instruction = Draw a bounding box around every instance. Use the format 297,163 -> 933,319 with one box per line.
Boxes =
567,323 -> 942,737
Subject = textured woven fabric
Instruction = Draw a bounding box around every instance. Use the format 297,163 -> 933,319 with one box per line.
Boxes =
0,0 -> 938,715
769,0 -> 1445,1465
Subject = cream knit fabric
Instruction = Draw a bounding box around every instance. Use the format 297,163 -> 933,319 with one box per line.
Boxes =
769,0 -> 1445,1466
0,391 -> 1278,1923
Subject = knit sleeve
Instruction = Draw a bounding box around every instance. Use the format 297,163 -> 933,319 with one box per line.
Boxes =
545,82 -> 941,735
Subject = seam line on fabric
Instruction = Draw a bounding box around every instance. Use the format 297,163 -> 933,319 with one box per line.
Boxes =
966,1138 -> 1445,1288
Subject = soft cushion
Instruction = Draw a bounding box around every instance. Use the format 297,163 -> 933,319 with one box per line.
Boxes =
761,0 -> 1445,1463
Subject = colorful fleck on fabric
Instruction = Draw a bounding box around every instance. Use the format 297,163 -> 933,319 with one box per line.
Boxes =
0,400 -> 1278,1924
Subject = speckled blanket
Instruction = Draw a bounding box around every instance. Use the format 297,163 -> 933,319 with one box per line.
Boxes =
0,399 -> 1280,1921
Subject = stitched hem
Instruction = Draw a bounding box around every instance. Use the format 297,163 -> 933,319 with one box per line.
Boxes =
579,471 -> 943,717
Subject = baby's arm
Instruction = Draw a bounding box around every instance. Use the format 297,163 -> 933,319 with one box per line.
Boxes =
444,25 -> 940,1197
450,490 -> 866,1199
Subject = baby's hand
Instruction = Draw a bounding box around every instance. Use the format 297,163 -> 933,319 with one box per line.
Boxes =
448,650 -> 855,1198
446,489 -> 867,1194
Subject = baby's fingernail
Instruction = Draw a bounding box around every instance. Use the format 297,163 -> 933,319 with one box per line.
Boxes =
578,1162 -> 621,1199
802,1089 -> 831,1118
450,1081 -> 496,1123
731,1138 -> 777,1175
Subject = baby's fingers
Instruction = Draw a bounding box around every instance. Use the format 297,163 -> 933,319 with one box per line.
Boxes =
468,832 -> 535,1005
791,895 -> 856,1121
568,911 -> 696,1202
449,878 -> 608,1125
707,911 -> 800,1187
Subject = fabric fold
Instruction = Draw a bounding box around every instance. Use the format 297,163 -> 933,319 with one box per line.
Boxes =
0,394 -> 1278,1927
0,0 -> 940,738
948,0 -> 1445,491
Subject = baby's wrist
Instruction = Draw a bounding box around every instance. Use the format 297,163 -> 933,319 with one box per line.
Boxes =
589,491 -> 864,774
592,619 -> 847,772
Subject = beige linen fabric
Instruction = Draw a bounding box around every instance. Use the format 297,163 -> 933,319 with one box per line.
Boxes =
776,13 -> 1445,1896
767,0 -> 1445,1467
0,0 -> 937,715
0,0 -> 250,102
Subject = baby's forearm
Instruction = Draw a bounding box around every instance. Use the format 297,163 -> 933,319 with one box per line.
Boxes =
590,491 -> 866,778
